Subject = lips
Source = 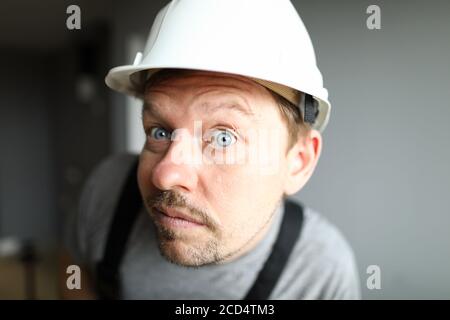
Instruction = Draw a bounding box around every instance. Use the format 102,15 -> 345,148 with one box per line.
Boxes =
153,206 -> 204,225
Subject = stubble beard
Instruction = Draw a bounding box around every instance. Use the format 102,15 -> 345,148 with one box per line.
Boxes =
147,190 -> 281,267
156,226 -> 223,267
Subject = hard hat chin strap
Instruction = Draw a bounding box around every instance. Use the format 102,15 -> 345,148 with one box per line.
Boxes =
302,93 -> 319,126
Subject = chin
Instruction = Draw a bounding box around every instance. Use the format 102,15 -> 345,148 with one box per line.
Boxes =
157,237 -> 222,267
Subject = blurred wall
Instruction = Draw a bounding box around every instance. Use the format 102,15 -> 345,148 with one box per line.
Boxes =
0,2 -> 113,248
108,0 -> 450,299
0,51 -> 57,244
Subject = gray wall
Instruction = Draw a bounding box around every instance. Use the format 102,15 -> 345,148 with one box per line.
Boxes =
108,0 -> 450,299
294,0 -> 450,299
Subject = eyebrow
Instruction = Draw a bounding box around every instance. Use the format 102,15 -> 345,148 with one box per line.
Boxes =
142,100 -> 255,119
142,101 -> 166,120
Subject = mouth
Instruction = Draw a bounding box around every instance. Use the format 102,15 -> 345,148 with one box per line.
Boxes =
152,206 -> 206,229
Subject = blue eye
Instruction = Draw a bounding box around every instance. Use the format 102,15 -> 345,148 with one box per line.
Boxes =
210,130 -> 236,148
149,127 -> 171,140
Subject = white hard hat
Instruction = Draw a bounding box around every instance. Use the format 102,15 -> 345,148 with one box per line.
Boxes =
105,0 -> 331,132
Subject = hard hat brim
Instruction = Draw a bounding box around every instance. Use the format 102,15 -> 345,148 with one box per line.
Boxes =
105,64 -> 330,132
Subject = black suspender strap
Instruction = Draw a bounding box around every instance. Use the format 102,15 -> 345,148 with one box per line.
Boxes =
244,199 -> 304,300
95,157 -> 142,300
95,156 -> 304,300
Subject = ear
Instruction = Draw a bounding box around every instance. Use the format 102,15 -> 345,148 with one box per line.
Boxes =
283,129 -> 322,195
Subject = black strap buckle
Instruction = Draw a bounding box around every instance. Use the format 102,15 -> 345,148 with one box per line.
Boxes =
303,93 -> 319,125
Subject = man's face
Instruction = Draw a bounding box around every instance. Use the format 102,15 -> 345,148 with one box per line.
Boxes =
138,70 -> 293,267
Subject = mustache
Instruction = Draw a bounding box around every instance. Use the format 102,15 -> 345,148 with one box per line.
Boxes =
145,190 -> 219,231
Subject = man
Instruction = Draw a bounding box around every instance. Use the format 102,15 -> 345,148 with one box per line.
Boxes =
62,0 -> 361,299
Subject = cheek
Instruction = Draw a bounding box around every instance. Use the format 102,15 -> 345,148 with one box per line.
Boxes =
203,164 -> 285,231
202,169 -> 243,220
137,153 -> 158,197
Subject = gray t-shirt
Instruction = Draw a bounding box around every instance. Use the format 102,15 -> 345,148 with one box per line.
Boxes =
66,153 -> 361,299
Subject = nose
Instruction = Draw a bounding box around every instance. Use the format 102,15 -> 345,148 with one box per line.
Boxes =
151,128 -> 200,192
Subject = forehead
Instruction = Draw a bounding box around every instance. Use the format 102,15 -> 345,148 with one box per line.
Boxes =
143,70 -> 275,120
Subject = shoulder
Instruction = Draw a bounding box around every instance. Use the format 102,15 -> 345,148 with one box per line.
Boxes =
272,200 -> 361,299
87,153 -> 139,191
80,153 -> 138,224
76,153 -> 139,264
